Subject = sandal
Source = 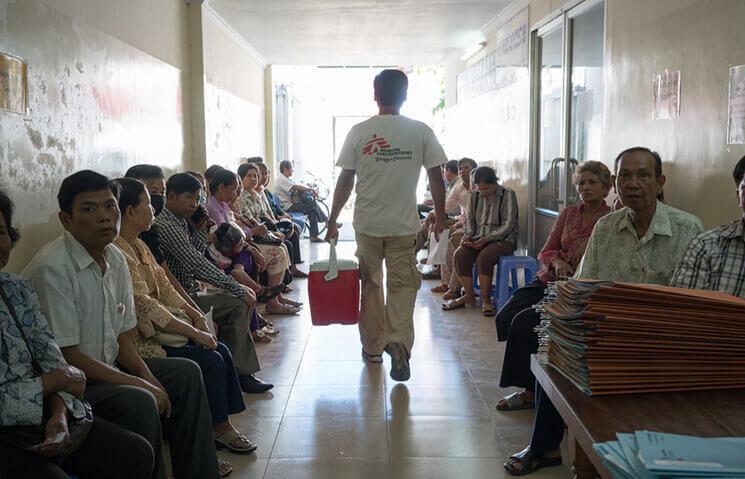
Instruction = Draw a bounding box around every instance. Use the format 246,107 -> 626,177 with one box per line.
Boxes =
442,289 -> 460,301
504,447 -> 561,476
442,296 -> 475,311
264,303 -> 300,315
482,304 -> 497,317
215,429 -> 258,454
496,392 -> 534,411
252,329 -> 272,343
280,297 -> 303,308
430,284 -> 449,293
292,268 -> 309,278
218,459 -> 233,478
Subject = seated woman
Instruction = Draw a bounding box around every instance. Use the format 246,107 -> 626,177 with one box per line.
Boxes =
0,190 -> 154,479
495,161 -> 611,411
443,166 -> 518,316
242,162 -> 307,277
113,178 -> 254,473
207,169 -> 300,315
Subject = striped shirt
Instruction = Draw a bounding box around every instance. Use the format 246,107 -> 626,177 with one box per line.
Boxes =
669,220 -> 745,297
154,207 -> 247,299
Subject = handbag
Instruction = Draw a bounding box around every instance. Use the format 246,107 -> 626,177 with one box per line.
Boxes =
152,306 -> 191,348
0,287 -> 93,456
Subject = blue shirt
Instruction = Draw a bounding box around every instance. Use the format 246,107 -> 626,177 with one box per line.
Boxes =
0,272 -> 87,426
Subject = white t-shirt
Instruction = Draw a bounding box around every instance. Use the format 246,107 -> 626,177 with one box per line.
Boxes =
274,174 -> 295,209
336,114 -> 448,237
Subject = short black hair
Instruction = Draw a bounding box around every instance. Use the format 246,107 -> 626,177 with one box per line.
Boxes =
237,163 -> 260,179
209,169 -> 238,195
0,189 -> 20,247
58,170 -> 120,215
279,160 -> 292,173
374,69 -> 408,106
213,222 -> 244,253
733,155 -> 745,185
115,177 -> 147,214
613,147 -> 663,178
458,157 -> 478,170
245,157 -> 264,164
204,164 -> 224,181
166,173 -> 202,196
125,164 -> 164,180
473,166 -> 498,185
445,160 -> 459,175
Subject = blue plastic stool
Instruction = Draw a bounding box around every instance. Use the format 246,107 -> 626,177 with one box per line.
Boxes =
288,212 -> 308,236
494,255 -> 538,309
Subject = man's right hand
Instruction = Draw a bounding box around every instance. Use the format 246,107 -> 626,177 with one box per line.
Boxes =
46,365 -> 87,399
243,286 -> 257,306
324,222 -> 338,243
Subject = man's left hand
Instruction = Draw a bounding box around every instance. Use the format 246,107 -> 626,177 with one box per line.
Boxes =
473,237 -> 490,250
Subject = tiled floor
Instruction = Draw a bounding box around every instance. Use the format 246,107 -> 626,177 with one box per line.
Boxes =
220,241 -> 570,478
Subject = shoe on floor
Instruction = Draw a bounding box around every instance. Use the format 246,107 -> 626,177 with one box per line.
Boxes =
239,374 -> 274,394
362,350 -> 383,363
384,342 -> 411,382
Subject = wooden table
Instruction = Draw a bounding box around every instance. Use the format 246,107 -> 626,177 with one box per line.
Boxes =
531,355 -> 745,479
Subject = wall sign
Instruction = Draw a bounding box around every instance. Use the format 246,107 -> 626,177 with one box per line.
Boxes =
727,64 -> 745,144
652,70 -> 681,120
456,8 -> 528,104
0,52 -> 28,114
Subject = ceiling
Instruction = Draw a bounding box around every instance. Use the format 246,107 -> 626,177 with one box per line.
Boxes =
208,0 -> 516,65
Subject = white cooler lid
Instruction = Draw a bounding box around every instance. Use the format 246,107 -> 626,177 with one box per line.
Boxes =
310,258 -> 358,272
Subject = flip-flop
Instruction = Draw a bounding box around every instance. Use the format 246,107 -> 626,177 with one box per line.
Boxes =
482,304 -> 497,317
441,297 -> 475,311
218,459 -> 232,478
496,392 -> 534,411
215,429 -> 258,454
430,284 -> 449,293
504,447 -> 562,476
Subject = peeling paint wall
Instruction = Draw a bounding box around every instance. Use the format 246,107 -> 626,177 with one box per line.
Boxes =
0,0 -> 188,272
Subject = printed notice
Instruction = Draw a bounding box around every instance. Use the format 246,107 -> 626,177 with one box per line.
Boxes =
653,70 -> 681,120
727,65 -> 745,144
0,52 -> 28,114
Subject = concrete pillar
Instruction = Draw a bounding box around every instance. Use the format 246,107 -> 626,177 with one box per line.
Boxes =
186,0 -> 207,172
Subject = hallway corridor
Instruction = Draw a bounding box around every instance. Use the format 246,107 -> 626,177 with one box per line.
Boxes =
221,241 -> 570,478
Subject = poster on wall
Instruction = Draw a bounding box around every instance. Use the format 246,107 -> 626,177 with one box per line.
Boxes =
0,52 -> 28,114
652,70 -> 681,120
727,64 -> 745,144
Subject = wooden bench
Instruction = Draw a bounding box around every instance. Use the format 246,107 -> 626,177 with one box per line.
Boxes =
531,355 -> 745,478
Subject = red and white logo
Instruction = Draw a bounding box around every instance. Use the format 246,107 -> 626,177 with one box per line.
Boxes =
362,134 -> 391,156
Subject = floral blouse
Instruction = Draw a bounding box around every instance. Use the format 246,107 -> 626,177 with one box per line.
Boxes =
114,237 -> 189,358
536,202 -> 612,284
0,272 -> 87,425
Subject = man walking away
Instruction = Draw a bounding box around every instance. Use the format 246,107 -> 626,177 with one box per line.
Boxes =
325,69 -> 447,382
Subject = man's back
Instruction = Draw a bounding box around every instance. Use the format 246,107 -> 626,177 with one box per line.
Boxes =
336,114 -> 447,237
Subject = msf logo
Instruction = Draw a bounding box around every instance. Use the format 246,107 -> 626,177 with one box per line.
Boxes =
362,135 -> 391,156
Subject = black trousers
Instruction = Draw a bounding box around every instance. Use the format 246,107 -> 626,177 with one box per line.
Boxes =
0,416 -> 154,479
85,357 -> 219,479
287,201 -> 327,237
529,383 -> 565,454
497,279 -> 546,392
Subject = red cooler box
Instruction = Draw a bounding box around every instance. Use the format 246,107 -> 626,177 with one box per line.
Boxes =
308,241 -> 360,325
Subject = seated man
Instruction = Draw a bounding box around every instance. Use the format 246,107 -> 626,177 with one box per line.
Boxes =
504,147 -> 704,476
0,189 -> 154,479
155,173 -> 272,393
275,160 -> 329,242
670,154 -> 745,295
416,160 -> 461,278
23,171 -> 221,479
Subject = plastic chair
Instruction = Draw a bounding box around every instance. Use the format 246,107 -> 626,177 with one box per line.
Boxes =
494,256 -> 538,309
288,211 -> 308,236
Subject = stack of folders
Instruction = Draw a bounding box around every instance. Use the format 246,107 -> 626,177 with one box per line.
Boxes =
536,279 -> 745,395
593,430 -> 745,478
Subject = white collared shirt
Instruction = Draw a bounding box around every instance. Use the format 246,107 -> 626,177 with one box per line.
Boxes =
575,201 -> 704,285
274,174 -> 295,209
22,231 -> 137,367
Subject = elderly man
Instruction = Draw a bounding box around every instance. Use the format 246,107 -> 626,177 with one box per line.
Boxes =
275,160 -> 329,242
670,154 -> 745,295
503,147 -> 703,476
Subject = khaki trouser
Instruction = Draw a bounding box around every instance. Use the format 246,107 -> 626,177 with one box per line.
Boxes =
355,232 -> 421,356
443,227 -> 464,292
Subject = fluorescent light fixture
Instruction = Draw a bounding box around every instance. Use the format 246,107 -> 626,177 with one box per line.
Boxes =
460,41 -> 487,62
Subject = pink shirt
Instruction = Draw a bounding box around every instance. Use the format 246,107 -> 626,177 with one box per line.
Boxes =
536,202 -> 611,284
